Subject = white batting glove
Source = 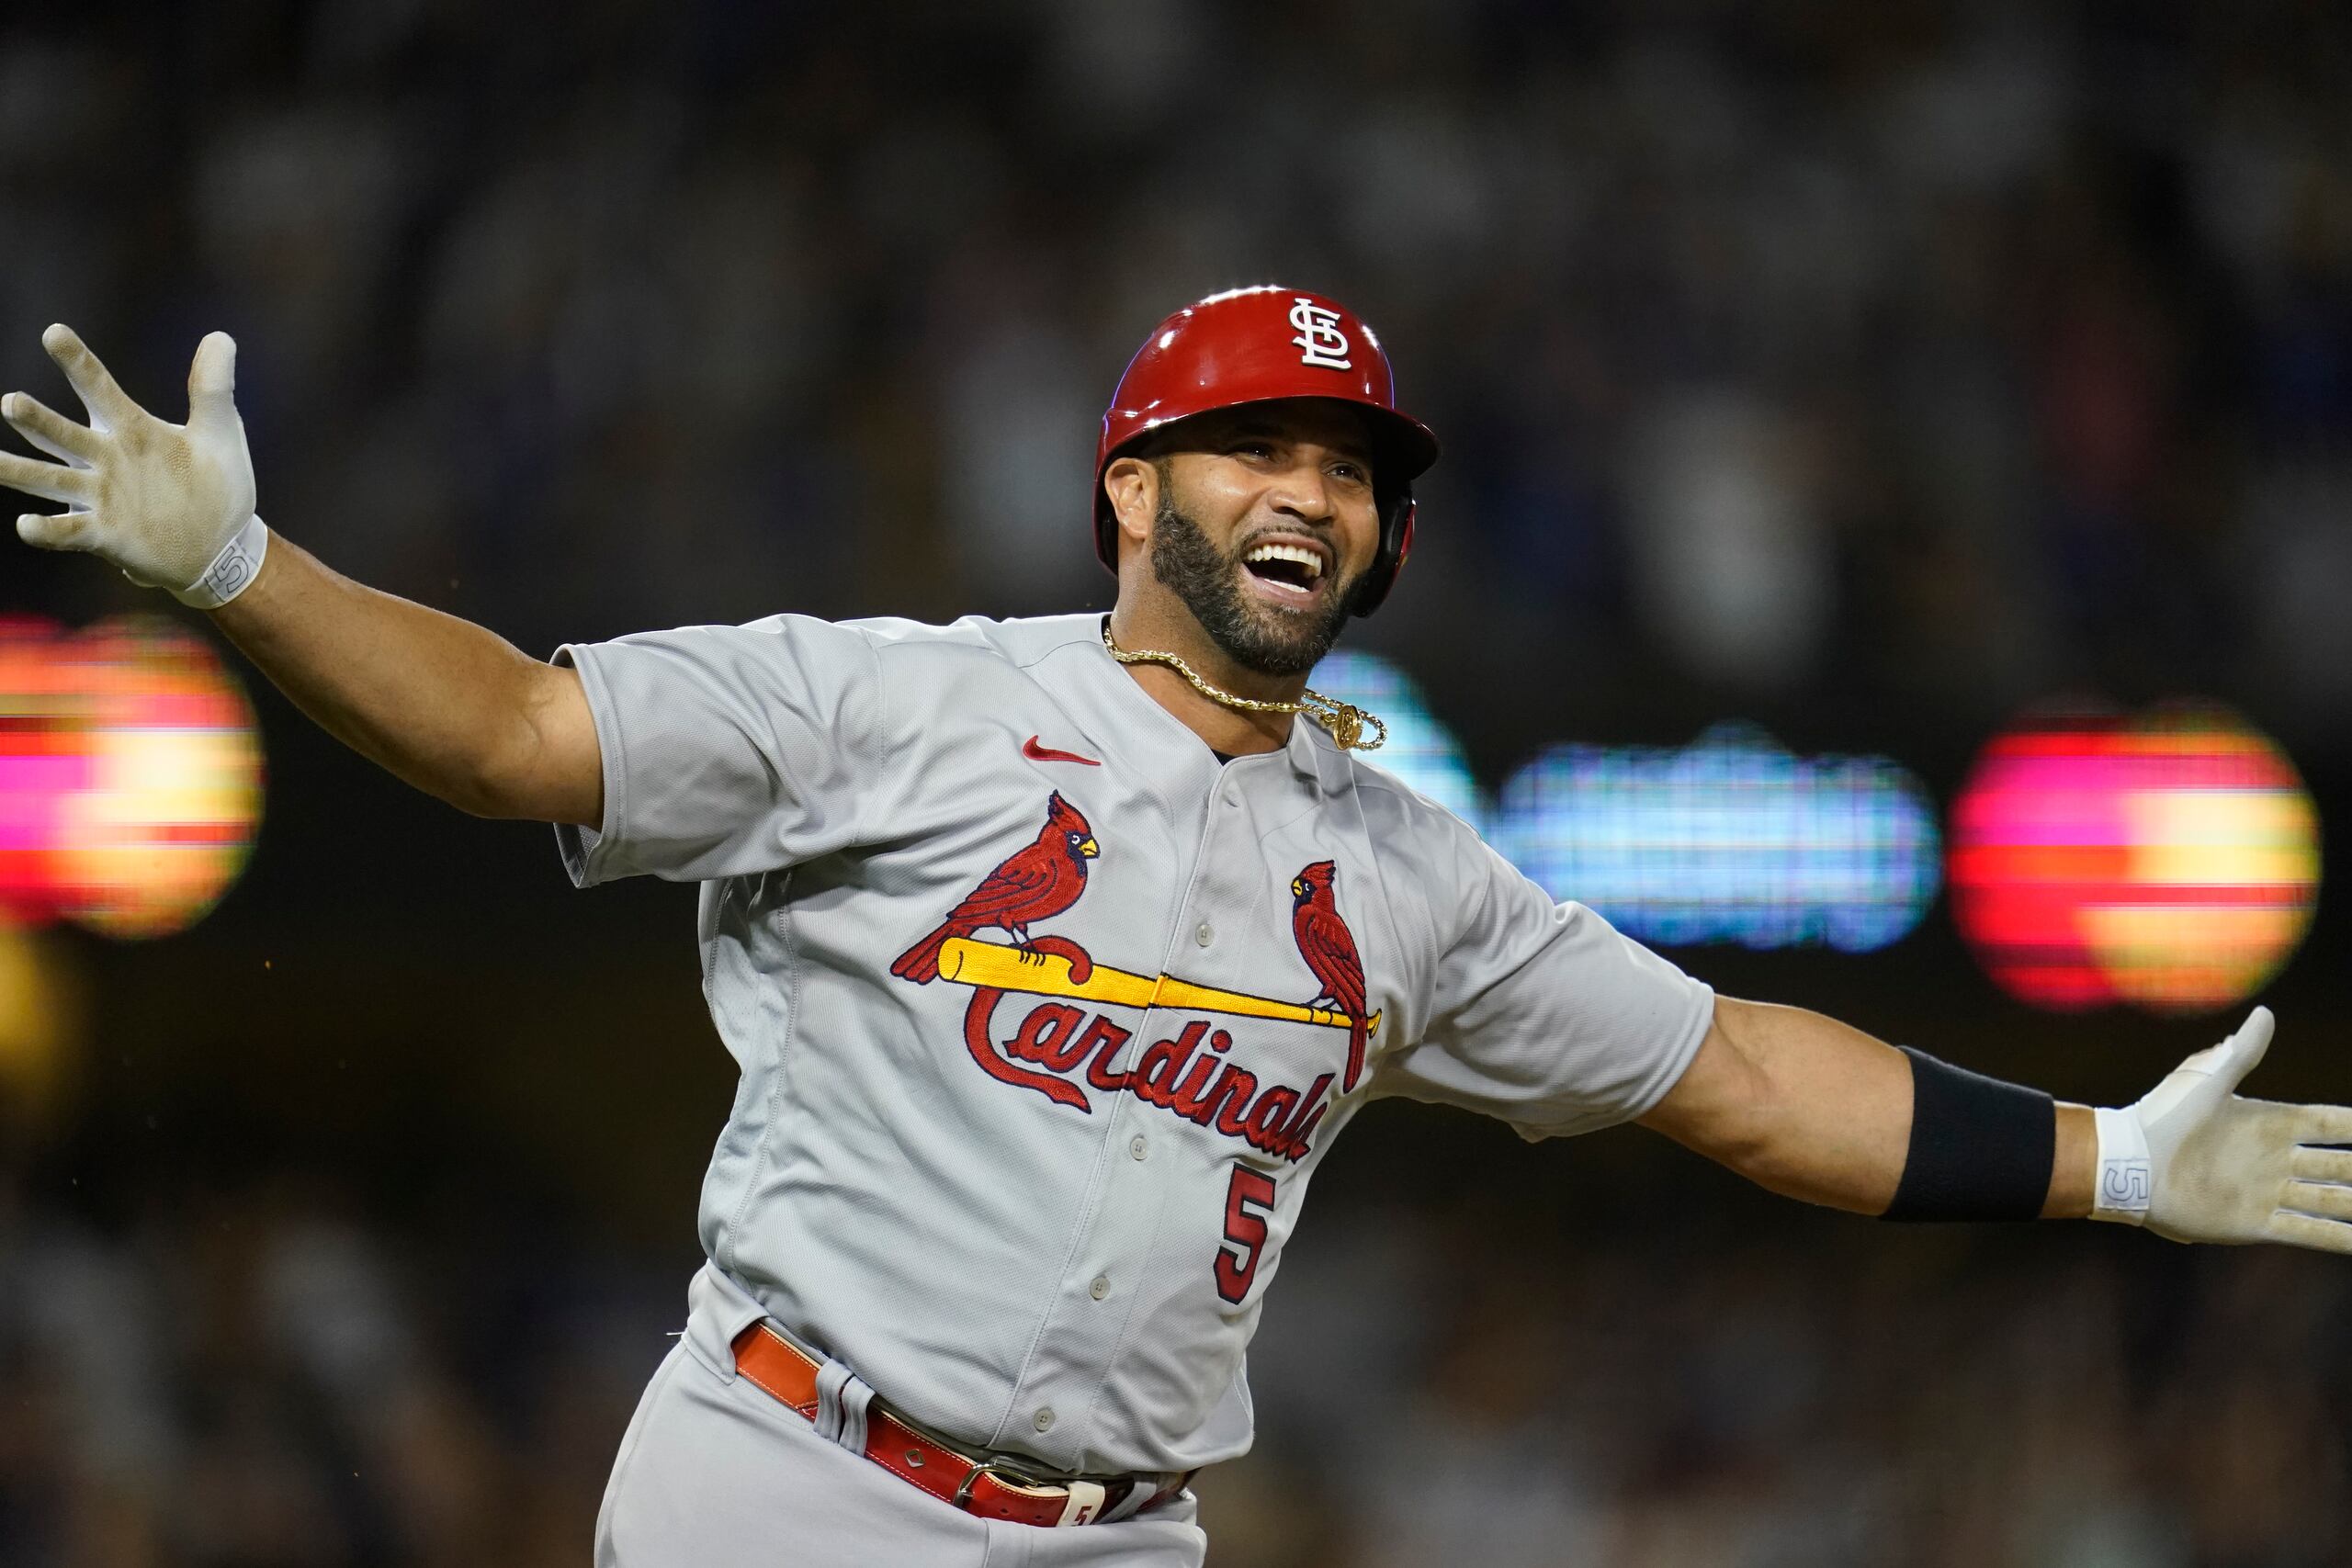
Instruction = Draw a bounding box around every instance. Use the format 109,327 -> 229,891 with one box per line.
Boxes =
0,324 -> 267,608
2091,1006 -> 2352,1252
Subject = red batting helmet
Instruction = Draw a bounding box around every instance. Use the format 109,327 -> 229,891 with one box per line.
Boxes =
1094,286 -> 1439,616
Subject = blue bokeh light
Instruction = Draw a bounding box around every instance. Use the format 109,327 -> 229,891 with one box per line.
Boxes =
1308,650 -> 1488,834
1491,722 -> 1941,952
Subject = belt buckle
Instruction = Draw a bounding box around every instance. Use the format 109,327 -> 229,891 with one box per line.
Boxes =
951,1454 -> 1046,1507
953,1457 -> 1109,1527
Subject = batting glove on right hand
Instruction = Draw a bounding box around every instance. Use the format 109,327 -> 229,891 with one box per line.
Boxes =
1,324 -> 267,607
2092,1006 -> 2352,1253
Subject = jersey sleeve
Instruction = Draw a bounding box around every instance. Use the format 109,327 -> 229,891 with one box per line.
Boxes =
550,615 -> 891,886
1372,830 -> 1714,1140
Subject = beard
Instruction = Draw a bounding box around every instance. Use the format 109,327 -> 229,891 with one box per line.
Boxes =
1148,491 -> 1361,676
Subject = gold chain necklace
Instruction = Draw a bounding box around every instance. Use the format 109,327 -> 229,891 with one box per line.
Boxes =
1101,622 -> 1386,752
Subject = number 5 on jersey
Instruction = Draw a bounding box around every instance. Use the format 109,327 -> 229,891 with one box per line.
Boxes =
1214,1165 -> 1278,1303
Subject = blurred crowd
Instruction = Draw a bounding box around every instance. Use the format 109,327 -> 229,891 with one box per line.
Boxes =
4,1168 -> 2347,1568
0,1173 -> 669,1566
3,1 -> 2349,766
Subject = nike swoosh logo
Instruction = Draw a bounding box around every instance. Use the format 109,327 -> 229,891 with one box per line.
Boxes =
1023,736 -> 1102,767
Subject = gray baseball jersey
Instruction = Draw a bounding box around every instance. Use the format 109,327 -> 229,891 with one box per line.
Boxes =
555,610 -> 1713,1477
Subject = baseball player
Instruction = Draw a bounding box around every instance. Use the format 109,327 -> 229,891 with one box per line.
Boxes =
5,285 -> 2350,1567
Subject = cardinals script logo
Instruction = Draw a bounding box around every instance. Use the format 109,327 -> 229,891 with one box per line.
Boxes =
891,795 -> 1377,1164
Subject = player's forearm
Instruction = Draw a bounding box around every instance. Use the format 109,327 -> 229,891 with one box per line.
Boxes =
1645,997 -> 2095,1218
210,536 -> 599,823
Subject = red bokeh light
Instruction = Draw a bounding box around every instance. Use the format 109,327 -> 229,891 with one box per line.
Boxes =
1949,706 -> 2321,1014
0,615 -> 264,939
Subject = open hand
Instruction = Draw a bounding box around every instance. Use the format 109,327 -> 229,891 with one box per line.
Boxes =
2098,1007 -> 2352,1252
1,324 -> 266,606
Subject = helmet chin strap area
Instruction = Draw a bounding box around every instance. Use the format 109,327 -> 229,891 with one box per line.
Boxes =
1101,621 -> 1386,753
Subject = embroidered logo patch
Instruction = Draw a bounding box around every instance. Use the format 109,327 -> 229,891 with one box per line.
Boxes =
1022,735 -> 1102,766
890,795 -> 1379,1163
1288,298 -> 1352,370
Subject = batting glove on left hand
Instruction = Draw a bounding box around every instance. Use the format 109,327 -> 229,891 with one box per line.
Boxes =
2092,1006 -> 2352,1253
1,324 -> 266,607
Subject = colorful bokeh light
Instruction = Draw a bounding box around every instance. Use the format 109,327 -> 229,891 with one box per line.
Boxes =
1308,649 -> 1487,833
0,615 -> 264,940
0,616 -> 80,924
1492,723 -> 1941,952
1948,706 -> 2320,1013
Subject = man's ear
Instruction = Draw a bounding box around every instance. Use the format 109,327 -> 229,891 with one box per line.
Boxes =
1102,455 -> 1160,550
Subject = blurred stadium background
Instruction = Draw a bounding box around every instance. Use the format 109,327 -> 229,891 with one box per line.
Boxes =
4,2 -> 2350,1563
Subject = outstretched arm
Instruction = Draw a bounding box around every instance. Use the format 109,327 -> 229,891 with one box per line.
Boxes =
1641,998 -> 2352,1252
1637,998 -> 2093,1216
209,537 -> 601,825
1,325 -> 600,825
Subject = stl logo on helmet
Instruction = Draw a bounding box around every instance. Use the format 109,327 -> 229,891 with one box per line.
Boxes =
1288,299 -> 1352,371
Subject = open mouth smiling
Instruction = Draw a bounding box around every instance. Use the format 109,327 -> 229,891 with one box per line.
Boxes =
1239,539 -> 1330,604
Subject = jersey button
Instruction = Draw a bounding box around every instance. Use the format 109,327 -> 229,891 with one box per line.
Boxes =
1194,921 -> 1214,947
1129,1134 -> 1148,1160
1090,1275 -> 1111,1301
1033,1407 -> 1056,1434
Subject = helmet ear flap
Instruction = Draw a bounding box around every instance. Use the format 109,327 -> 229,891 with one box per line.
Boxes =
1349,489 -> 1416,617
1093,491 -> 1119,572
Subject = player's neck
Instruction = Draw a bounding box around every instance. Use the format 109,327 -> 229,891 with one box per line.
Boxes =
1104,604 -> 1303,758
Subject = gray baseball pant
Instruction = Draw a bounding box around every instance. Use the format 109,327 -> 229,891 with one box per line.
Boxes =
594,1274 -> 1208,1567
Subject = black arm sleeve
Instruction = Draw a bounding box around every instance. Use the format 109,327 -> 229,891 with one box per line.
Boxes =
1881,1048 -> 2055,1223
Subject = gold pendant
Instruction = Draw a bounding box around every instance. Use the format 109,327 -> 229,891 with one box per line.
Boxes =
1313,702 -> 1370,752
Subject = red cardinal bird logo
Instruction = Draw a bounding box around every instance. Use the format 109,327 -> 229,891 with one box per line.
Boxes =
1290,860 -> 1369,1091
891,793 -> 1101,984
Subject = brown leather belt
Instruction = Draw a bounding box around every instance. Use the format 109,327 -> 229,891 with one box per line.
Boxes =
729,1322 -> 1187,1529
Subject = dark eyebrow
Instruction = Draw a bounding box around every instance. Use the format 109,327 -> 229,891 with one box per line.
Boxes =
1219,417 -> 1374,466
